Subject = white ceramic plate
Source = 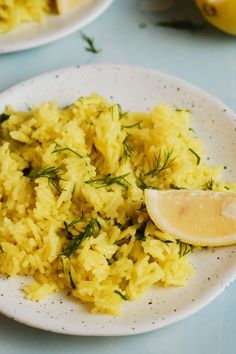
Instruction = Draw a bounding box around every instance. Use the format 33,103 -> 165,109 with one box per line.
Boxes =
0,0 -> 112,54
0,65 -> 236,336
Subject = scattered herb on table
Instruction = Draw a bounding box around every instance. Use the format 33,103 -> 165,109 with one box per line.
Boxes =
81,32 -> 101,54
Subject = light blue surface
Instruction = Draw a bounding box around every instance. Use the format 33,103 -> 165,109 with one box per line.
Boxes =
0,0 -> 236,353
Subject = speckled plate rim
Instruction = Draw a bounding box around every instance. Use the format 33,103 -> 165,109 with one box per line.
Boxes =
0,64 -> 235,336
0,0 -> 113,54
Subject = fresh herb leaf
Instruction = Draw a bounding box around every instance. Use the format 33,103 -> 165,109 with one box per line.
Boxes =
188,148 -> 201,165
23,166 -> 63,193
68,269 -> 76,289
114,290 -> 127,300
169,183 -> 187,190
85,173 -> 130,190
115,222 -> 125,231
122,137 -> 134,159
136,222 -> 147,241
145,149 -> 175,178
162,240 -> 174,244
202,178 -> 214,190
117,104 -> 128,119
157,20 -> 205,31
137,202 -> 146,211
177,240 -> 192,257
0,113 -> 10,123
62,218 -> 99,257
189,128 -> 196,134
175,108 -> 191,113
81,32 -> 101,54
224,185 -> 230,190
67,215 -> 82,229
52,147 -> 83,158
121,121 -> 141,129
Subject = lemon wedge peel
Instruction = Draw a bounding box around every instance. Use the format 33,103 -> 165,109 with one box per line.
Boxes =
195,0 -> 236,35
145,189 -> 236,247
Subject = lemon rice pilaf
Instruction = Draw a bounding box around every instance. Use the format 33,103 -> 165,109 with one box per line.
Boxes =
0,94 -> 235,315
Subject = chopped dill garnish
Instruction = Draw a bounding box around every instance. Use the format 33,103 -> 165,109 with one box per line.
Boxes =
52,147 -> 83,158
115,222 -> 125,231
137,201 -> 146,211
67,215 -> 82,229
136,222 -> 147,241
224,185 -> 230,190
114,290 -> 127,300
169,183 -> 187,190
188,148 -> 201,165
0,113 -> 10,123
85,173 -> 130,190
117,104 -> 128,119
189,128 -> 196,134
81,32 -> 101,53
62,218 -> 99,257
122,137 -> 134,159
145,149 -> 175,178
202,178 -> 214,190
175,108 -> 191,113
68,269 -> 76,289
121,121 -> 141,129
162,240 -> 174,244
177,240 -> 192,258
157,20 -> 205,31
23,166 -> 63,193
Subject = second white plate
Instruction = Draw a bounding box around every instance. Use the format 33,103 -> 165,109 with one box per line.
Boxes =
0,0 -> 112,54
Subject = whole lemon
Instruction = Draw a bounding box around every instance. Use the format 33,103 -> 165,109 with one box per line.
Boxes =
195,0 -> 236,35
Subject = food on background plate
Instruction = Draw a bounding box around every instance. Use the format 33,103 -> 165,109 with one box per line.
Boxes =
0,94 -> 235,315
0,0 -> 81,34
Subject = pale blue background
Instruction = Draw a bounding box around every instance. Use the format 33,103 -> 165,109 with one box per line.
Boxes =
0,1 -> 236,353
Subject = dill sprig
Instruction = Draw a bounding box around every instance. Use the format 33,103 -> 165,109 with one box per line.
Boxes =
85,173 -> 130,190
114,290 -> 127,300
23,166 -> 63,193
177,240 -> 192,258
62,218 -> 99,257
66,214 -> 83,229
169,183 -> 187,190
145,149 -> 175,178
121,121 -> 141,129
81,32 -> 101,54
202,178 -> 214,190
117,104 -> 128,119
122,137 -> 134,159
136,221 -> 148,241
188,148 -> 201,165
0,113 -> 10,123
52,147 -> 83,158
175,108 -> 191,113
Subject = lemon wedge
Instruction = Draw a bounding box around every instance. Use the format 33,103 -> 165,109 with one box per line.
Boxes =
55,0 -> 81,14
145,189 -> 236,246
195,0 -> 236,35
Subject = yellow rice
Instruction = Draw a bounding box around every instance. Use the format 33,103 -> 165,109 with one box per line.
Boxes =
0,0 -> 57,34
0,94 -> 235,315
